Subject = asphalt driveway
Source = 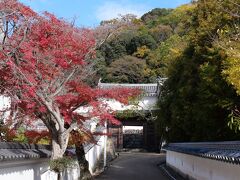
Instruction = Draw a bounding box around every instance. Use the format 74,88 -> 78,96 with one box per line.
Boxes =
95,152 -> 171,180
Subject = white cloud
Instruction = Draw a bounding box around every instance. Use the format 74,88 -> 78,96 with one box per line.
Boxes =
96,1 -> 150,21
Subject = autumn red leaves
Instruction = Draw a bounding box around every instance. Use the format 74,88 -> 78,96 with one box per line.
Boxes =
0,0 -> 140,157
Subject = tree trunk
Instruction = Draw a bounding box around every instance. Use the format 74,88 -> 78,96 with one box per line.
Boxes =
76,144 -> 92,180
51,129 -> 70,158
57,172 -> 62,180
52,135 -> 66,159
51,132 -> 69,180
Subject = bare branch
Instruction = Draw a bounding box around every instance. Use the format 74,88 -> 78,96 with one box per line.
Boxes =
63,122 -> 78,136
52,68 -> 76,97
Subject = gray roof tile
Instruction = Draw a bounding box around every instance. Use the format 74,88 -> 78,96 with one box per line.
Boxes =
0,142 -> 52,161
163,141 -> 240,165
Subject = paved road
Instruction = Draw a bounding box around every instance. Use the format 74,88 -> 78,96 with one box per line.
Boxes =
95,153 -> 170,180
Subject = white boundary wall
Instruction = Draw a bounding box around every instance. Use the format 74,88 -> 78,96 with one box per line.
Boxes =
0,159 -> 67,180
86,135 -> 105,173
0,136 -> 106,180
166,150 -> 240,180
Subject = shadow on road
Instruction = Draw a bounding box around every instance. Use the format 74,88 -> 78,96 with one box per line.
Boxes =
95,152 -> 172,180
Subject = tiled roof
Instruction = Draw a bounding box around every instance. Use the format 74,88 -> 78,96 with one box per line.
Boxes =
98,78 -> 167,97
0,142 -> 52,161
98,78 -> 168,98
0,139 -> 103,161
163,141 -> 240,164
98,82 -> 159,97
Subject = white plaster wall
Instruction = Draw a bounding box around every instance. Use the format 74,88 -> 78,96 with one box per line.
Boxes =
0,159 -> 79,180
103,96 -> 158,112
0,134 -> 106,180
138,96 -> 158,110
166,150 -> 240,180
0,96 -> 10,109
0,96 -> 11,120
123,126 -> 143,132
0,97 -> 107,177
0,94 -> 158,120
98,82 -> 161,111
0,141 -> 105,180
86,135 -> 105,173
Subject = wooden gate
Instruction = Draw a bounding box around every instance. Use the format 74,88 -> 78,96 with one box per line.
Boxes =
123,127 -> 143,149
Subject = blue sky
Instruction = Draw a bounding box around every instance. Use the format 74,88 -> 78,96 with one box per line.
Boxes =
19,0 -> 191,27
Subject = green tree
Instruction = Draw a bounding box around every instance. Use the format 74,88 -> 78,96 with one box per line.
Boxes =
133,45 -> 151,59
158,0 -> 240,142
141,8 -> 173,27
157,4 -> 196,33
146,34 -> 188,79
99,41 -> 126,65
149,25 -> 173,43
128,34 -> 157,54
103,56 -> 146,83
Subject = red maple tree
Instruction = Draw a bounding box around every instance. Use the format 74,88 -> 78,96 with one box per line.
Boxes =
0,0 -> 139,159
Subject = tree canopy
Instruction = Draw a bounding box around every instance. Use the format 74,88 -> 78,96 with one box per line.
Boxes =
94,0 -> 240,142
157,0 -> 240,142
0,0 -> 139,160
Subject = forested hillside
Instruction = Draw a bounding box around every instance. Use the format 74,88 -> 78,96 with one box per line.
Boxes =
96,5 -> 192,83
96,0 -> 240,142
